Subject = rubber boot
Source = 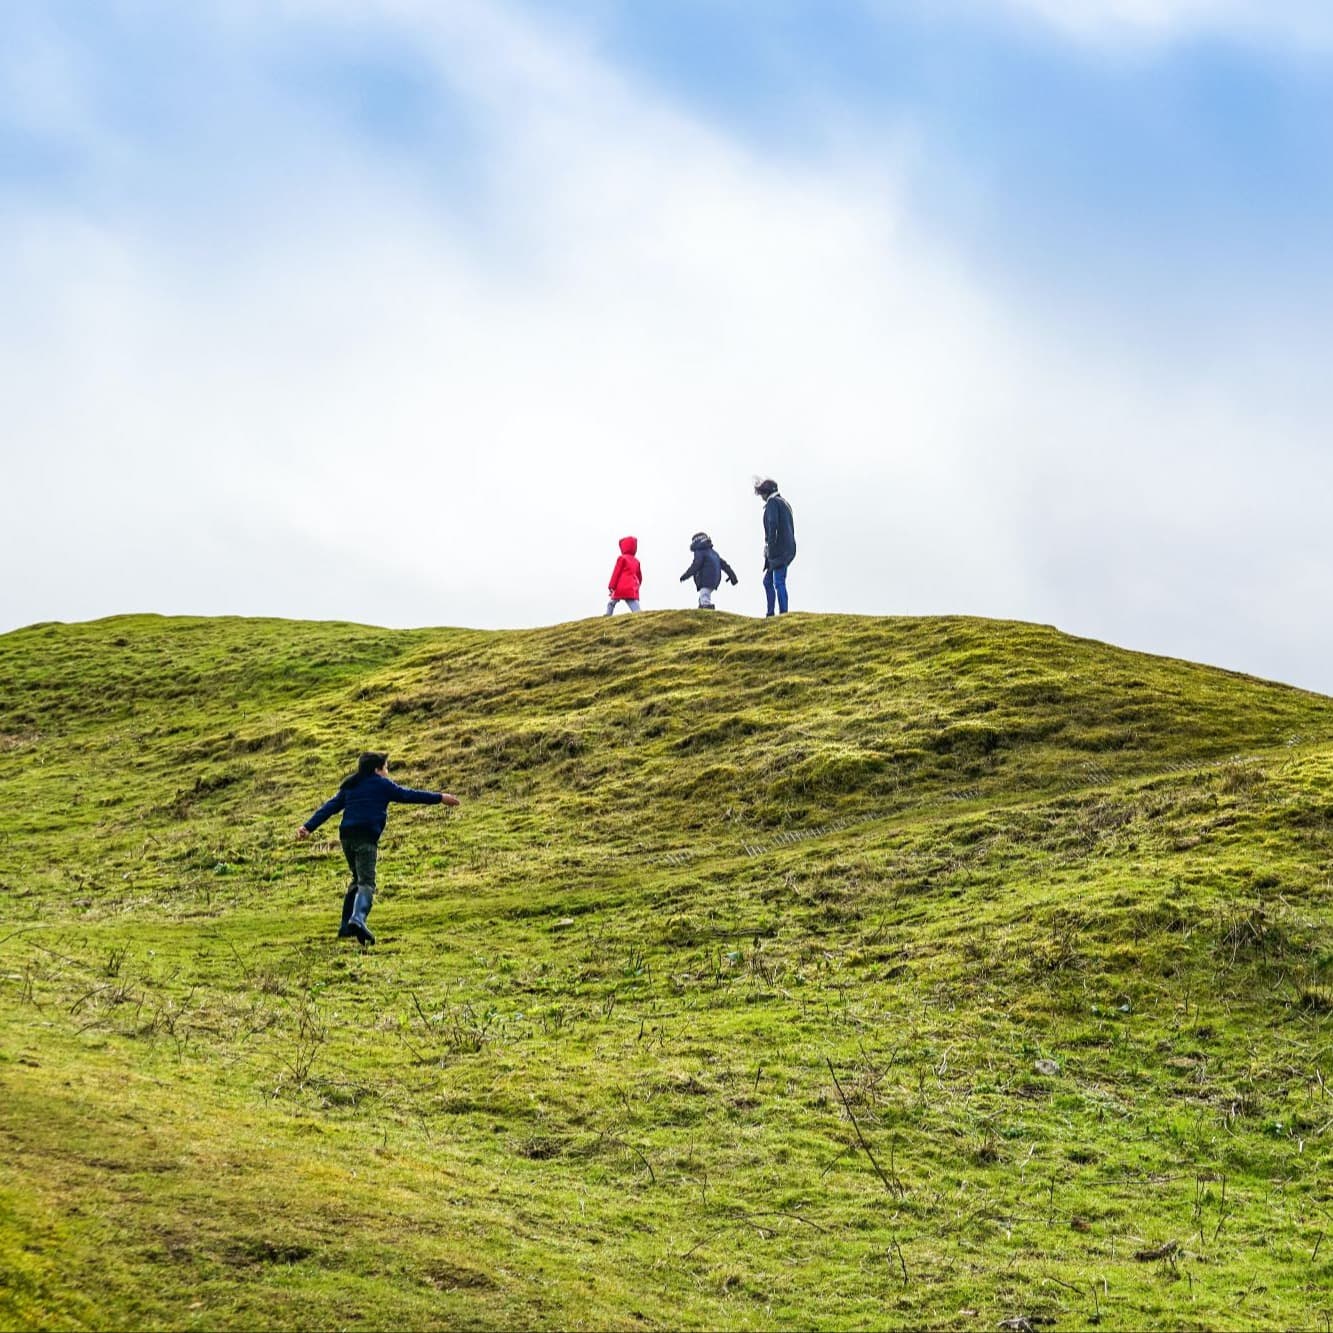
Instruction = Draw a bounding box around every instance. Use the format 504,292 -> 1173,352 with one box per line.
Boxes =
348,887 -> 376,945
338,887 -> 357,938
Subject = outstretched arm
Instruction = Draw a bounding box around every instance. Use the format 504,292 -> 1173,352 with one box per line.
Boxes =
298,790 -> 344,839
680,552 -> 701,582
387,782 -> 450,805
719,557 -> 738,585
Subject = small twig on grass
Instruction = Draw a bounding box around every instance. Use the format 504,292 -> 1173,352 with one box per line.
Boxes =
826,1057 -> 903,1198
23,940 -> 83,967
1042,1272 -> 1083,1295
1213,1175 -> 1230,1242
736,1210 -> 829,1234
820,1142 -> 855,1179
1133,1240 -> 1180,1262
69,983 -> 113,1014
677,1210 -> 827,1261
411,990 -> 437,1033
680,1226 -> 731,1260
891,1236 -> 908,1286
394,1024 -> 428,1064
605,1135 -> 656,1185
225,939 -> 253,985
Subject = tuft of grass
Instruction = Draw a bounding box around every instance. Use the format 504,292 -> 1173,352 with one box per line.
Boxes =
3,611 -> 1333,1330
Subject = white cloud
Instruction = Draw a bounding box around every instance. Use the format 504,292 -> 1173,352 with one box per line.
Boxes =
980,0 -> 1333,47
3,0 -> 1332,691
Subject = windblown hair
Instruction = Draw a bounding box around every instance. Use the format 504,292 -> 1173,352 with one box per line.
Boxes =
339,751 -> 388,792
754,478 -> 778,498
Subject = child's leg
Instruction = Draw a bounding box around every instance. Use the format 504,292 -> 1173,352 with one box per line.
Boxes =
346,835 -> 379,942
350,842 -> 377,921
339,835 -> 359,934
627,599 -> 641,612
763,568 -> 776,616
605,599 -> 617,616
774,564 -> 789,614
698,588 -> 713,609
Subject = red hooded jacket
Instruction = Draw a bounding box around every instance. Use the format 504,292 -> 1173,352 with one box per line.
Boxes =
608,536 -> 642,600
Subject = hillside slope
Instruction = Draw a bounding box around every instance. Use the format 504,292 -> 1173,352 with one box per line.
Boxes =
3,612 -> 1333,1331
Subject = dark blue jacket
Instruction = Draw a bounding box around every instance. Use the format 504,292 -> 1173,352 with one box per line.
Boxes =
680,538 -> 738,591
304,774 -> 442,839
763,494 -> 796,568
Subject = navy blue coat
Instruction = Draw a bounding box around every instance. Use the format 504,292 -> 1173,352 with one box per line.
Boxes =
763,494 -> 796,568
304,774 -> 442,839
680,539 -> 738,591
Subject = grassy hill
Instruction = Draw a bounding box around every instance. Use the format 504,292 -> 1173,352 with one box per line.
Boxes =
3,611 -> 1333,1331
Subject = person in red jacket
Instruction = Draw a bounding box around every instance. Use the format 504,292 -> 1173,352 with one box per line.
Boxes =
605,535 -> 643,614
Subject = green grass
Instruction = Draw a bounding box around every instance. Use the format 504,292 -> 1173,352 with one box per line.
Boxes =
3,610 -> 1333,1330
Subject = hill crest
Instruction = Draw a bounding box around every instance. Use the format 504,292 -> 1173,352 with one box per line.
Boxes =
3,612 -> 1333,1330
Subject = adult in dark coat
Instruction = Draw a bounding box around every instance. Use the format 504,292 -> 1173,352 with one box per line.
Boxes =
755,479 -> 795,615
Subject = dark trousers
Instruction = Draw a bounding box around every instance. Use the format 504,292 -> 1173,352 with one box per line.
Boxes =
763,563 -> 789,615
339,828 -> 379,928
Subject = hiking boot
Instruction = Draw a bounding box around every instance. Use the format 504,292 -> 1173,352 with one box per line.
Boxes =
348,918 -> 376,946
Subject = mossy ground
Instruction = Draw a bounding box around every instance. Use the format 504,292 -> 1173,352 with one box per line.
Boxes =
3,611 -> 1333,1330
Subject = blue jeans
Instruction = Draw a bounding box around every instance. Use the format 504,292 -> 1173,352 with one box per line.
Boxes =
339,828 -> 378,930
763,564 -> 789,616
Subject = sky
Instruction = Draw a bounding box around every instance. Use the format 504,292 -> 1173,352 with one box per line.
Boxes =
2,0 -> 1331,690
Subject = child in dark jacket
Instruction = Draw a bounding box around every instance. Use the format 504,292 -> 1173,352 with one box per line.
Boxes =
297,752 -> 460,945
679,532 -> 738,609
606,535 -> 643,615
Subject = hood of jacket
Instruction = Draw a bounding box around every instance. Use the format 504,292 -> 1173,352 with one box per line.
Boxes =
619,536 -> 638,556
689,532 -> 713,552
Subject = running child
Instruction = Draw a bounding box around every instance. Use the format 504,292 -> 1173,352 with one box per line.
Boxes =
297,752 -> 460,945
